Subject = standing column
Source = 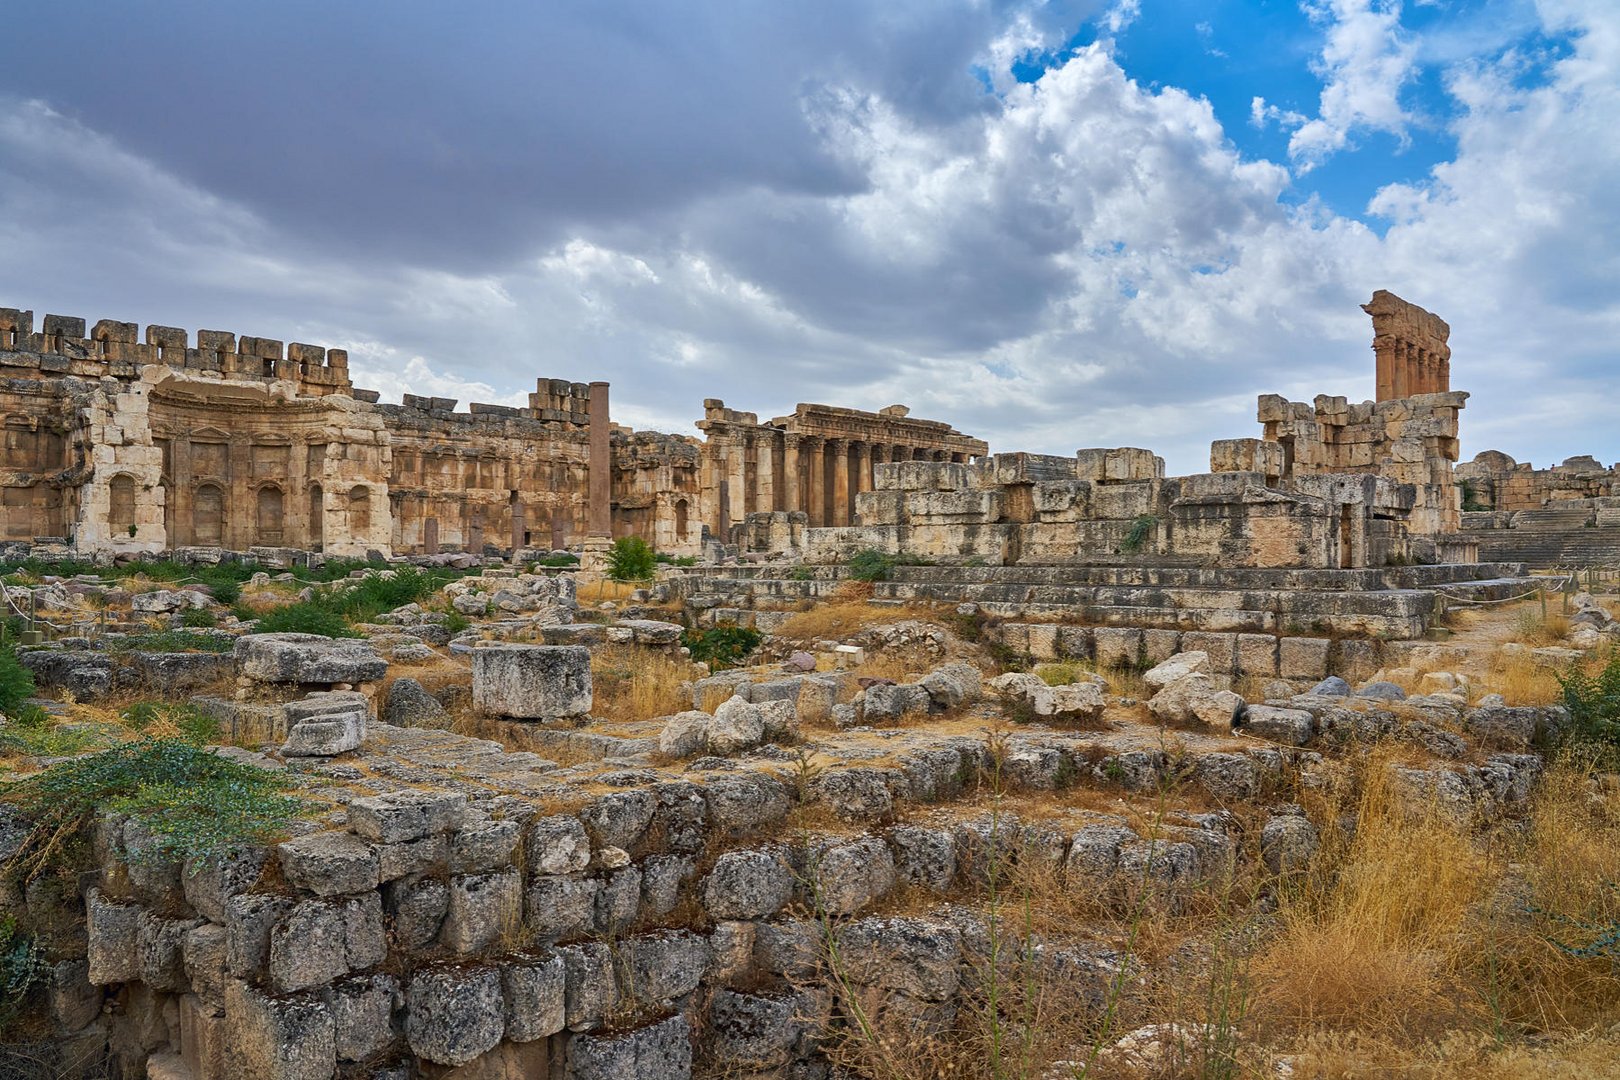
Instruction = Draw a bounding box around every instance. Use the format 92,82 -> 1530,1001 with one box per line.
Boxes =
830,439 -> 851,526
1373,336 -> 1396,402
583,381 -> 612,569
783,435 -> 802,516
869,443 -> 886,492
808,438 -> 826,527
755,434 -> 775,514
728,435 -> 748,530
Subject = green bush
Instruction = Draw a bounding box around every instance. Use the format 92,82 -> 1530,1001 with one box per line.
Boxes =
654,553 -> 698,567
1557,650 -> 1620,753
106,630 -> 235,654
0,916 -> 46,1033
250,603 -> 359,638
0,648 -> 34,717
1119,514 -> 1159,554
683,624 -> 762,669
1,738 -> 307,882
607,537 -> 658,582
180,607 -> 219,628
847,548 -> 897,582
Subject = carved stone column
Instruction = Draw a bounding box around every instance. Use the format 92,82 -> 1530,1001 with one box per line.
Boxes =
582,380 -> 612,569
782,434 -> 801,515
831,438 -> 851,526
807,437 -> 826,527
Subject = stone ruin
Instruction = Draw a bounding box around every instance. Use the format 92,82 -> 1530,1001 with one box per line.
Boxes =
0,290 -> 1600,1080
0,307 -> 981,563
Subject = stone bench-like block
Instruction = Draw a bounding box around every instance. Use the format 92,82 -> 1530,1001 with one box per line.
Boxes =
235,633 -> 387,685
471,644 -> 592,720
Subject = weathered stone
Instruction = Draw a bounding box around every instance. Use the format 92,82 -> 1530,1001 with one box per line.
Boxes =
348,788 -> 467,844
809,835 -> 896,916
863,682 -> 933,724
524,874 -> 598,941
888,825 -> 957,892
405,966 -> 505,1066
449,818 -> 521,873
224,892 -> 294,979
1242,705 -> 1316,746
329,973 -> 398,1063
703,773 -> 791,835
568,1013 -> 692,1079
708,989 -> 812,1069
501,953 -> 567,1042
1143,651 -> 1208,690
381,676 -> 450,727
384,876 -> 448,950
183,847 -> 269,923
560,942 -> 620,1032
224,979 -> 336,1080
86,888 -> 140,985
625,929 -> 711,1003
136,910 -> 203,992
580,789 -> 657,851
658,711 -> 710,758
526,814 -> 591,875
708,694 -> 766,754
443,869 -> 521,954
278,830 -> 381,896
471,644 -> 592,720
181,923 -> 228,1011
703,849 -> 793,920
1260,814 -> 1320,875
235,633 -> 387,685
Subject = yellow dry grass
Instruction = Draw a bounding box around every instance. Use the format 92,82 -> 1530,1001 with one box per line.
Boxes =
588,643 -> 691,722
774,600 -> 946,642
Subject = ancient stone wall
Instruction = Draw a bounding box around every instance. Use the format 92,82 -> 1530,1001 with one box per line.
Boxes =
1,305 -> 976,560
1364,289 -> 1450,401
1455,450 -> 1620,512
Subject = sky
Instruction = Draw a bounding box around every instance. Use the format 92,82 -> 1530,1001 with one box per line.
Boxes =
0,0 -> 1615,475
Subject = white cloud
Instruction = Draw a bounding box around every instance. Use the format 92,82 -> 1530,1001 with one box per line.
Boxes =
1285,0 -> 1420,169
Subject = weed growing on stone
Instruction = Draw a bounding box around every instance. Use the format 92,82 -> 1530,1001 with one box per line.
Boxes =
0,738 -> 307,882
606,536 -> 658,582
1555,648 -> 1620,755
683,624 -> 762,670
249,602 -> 360,638
0,646 -> 34,716
0,916 -> 46,1035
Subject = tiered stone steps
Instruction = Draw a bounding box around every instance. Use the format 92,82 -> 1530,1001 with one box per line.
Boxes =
697,561 -> 1537,639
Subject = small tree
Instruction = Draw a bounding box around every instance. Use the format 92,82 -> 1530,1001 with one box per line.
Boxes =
0,648 -> 34,718
606,536 -> 658,582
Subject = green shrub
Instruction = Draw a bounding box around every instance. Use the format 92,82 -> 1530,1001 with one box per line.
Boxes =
0,916 -> 46,1032
180,607 -> 219,628
1119,514 -> 1159,554
0,648 -> 34,718
654,553 -> 698,567
250,603 -> 359,638
847,548 -> 897,582
443,610 -> 470,635
607,537 -> 658,582
107,630 -> 235,654
1,737 -> 307,881
321,566 -> 452,623
1557,650 -> 1620,754
683,624 -> 762,670
530,553 -> 581,569
204,576 -> 242,606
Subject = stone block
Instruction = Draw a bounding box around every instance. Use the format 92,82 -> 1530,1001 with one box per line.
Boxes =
888,825 -> 957,892
234,633 -> 386,685
449,819 -> 522,873
809,836 -> 895,916
471,644 -> 592,720
1236,634 -> 1280,677
224,893 -> 293,979
378,834 -> 449,881
384,877 -> 448,950
443,870 -> 521,954
1241,705 -> 1316,746
223,979 -> 336,1080
348,789 -> 468,844
178,992 -> 224,1080
1094,627 -> 1143,670
862,682 -> 932,724
624,930 -> 711,1004
405,966 -> 505,1066
560,942 -> 620,1032
525,814 -> 591,875
502,954 -> 567,1042
181,924 -> 228,1012
137,910 -> 202,992
86,888 -> 140,985
1181,632 -> 1238,675
524,874 -> 598,941
278,830 -> 381,896
183,848 -> 269,923
1278,637 -> 1330,681
703,849 -> 793,920
268,900 -> 348,993
568,1014 -> 692,1079
329,973 -> 398,1063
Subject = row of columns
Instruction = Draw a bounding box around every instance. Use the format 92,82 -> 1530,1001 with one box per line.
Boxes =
1375,338 -> 1451,401
713,433 -> 965,532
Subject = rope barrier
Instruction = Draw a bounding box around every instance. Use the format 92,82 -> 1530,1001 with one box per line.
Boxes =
1428,574 -> 1575,607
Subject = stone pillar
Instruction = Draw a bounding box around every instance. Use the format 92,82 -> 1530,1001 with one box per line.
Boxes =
783,435 -> 801,515
755,434 -> 774,514
727,435 -> 747,531
830,439 -> 851,526
1374,336 -> 1396,402
582,381 -> 612,569
807,438 -> 826,528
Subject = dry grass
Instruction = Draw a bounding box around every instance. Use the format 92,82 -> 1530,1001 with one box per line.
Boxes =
1512,607 -> 1572,647
576,577 -> 644,604
588,644 -> 691,722
775,600 -> 946,642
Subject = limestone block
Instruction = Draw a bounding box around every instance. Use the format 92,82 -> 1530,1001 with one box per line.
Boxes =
835,916 -> 962,1002
86,889 -> 140,985
329,973 -> 398,1063
809,836 -> 896,916
560,942 -> 620,1031
137,910 -> 203,992
278,831 -> 381,896
1092,481 -> 1158,519
502,954 -> 567,1042
443,870 -> 521,954
888,825 -> 957,892
449,819 -> 521,874
1260,814 -> 1320,875
223,979 -> 336,1080
268,900 -> 350,993
224,893 -> 293,979
378,835 -> 449,881
593,866 -> 641,934
703,773 -> 792,835
625,930 -> 711,1004
862,682 -> 932,725
658,711 -> 709,759
708,695 -> 766,754
526,815 -> 591,875
1094,628 -> 1143,670
1148,675 -> 1242,729
707,989 -> 813,1071
524,874 -> 598,941
471,644 -> 592,720
1142,628 -> 1181,666
877,461 -> 970,492
405,966 -> 505,1066
1241,705 -> 1316,746
569,1014 -> 692,1079
1278,637 -> 1330,681
703,849 -> 793,920
181,924 -> 228,1012
1026,623 -> 1060,661
178,992 -> 225,1080
235,633 -> 387,685
1144,651 -> 1208,690
348,789 -> 468,844
384,877 -> 448,950
1065,824 -> 1136,880
1056,624 -> 1094,660
1236,634 -> 1280,677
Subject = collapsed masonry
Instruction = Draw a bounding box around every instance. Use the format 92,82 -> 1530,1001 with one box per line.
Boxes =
1454,451 -> 1620,568
0,309 -> 981,561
